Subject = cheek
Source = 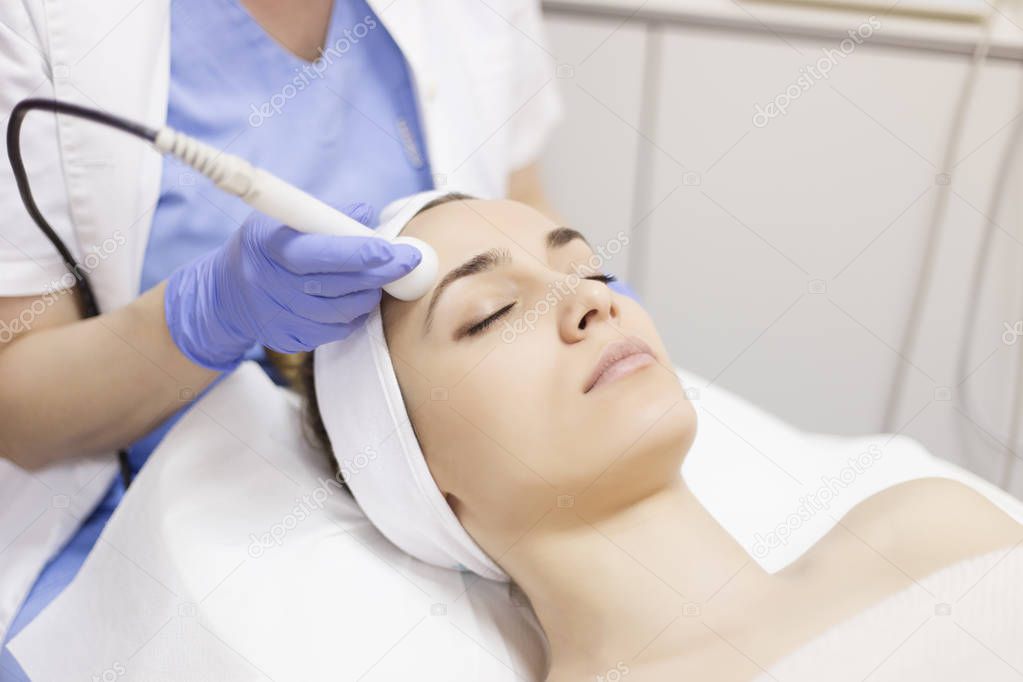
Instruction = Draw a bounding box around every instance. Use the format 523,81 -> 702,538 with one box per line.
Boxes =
411,373 -> 558,549
411,400 -> 494,495
448,334 -> 564,472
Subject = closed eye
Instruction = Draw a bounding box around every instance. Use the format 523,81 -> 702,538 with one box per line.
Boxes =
461,302 -> 516,338
458,274 -> 617,339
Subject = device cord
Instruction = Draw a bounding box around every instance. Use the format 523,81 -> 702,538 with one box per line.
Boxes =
6,99 -> 159,489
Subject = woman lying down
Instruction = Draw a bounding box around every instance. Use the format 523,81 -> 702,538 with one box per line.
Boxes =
301,191 -> 1023,681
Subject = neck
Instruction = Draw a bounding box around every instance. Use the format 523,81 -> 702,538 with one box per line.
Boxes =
503,475 -> 750,679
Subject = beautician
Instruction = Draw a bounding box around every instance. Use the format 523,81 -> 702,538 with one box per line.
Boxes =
0,0 -> 560,675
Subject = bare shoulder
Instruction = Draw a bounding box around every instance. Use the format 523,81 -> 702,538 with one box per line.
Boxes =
841,477 -> 1023,576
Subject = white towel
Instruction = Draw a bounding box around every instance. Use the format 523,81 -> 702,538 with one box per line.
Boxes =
313,190 -> 509,582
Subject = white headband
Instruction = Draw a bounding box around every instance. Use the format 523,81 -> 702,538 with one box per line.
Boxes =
313,190 -> 509,582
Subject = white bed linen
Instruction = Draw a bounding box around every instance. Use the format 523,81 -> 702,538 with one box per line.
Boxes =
10,363 -> 1023,680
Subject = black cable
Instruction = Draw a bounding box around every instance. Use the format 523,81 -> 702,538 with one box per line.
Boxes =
7,99 -> 160,489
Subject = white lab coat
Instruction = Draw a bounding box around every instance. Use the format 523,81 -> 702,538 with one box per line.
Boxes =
0,0 -> 560,642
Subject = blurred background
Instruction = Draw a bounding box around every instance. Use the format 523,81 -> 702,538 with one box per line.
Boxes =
532,0 -> 1023,495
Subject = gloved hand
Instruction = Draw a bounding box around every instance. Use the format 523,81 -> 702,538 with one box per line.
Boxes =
165,204 -> 421,371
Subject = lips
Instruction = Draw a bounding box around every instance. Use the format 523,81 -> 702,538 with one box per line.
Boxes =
583,336 -> 657,394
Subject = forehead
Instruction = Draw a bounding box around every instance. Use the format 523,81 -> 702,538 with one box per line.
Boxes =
400,199 -> 556,269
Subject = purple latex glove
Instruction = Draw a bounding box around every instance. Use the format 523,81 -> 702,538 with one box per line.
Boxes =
609,278 -> 641,304
165,204 -> 421,370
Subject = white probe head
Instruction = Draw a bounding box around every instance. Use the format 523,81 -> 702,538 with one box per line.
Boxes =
373,190 -> 462,301
154,127 -> 445,301
383,236 -> 438,301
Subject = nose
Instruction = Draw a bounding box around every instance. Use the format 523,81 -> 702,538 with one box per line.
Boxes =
558,278 -> 618,342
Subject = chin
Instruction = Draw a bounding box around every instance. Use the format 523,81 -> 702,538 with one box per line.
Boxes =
581,370 -> 695,496
637,392 -> 697,465
614,359 -> 691,430
576,398 -> 695,515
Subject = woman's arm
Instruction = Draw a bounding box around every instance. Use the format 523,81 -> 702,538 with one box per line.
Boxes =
0,284 -> 219,470
0,211 -> 420,471
0,5 -> 204,469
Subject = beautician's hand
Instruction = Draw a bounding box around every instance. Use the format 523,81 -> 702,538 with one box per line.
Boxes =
165,204 -> 421,370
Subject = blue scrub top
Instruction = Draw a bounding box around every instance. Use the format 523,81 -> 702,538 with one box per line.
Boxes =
0,1 -> 431,677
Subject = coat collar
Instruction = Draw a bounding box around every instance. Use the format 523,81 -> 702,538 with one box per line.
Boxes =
43,0 -> 171,311
43,0 -> 497,313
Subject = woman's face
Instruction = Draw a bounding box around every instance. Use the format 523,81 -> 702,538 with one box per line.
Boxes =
382,198 -> 696,561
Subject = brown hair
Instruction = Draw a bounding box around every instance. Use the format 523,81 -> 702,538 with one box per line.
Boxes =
262,349 -> 337,478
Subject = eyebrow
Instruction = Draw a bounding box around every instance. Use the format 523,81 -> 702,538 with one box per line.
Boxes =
423,227 -> 590,332
546,226 -> 590,249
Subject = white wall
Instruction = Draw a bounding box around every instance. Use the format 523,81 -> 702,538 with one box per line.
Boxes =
540,6 -> 1023,494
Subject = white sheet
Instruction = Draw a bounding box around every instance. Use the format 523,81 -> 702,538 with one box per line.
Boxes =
10,362 -> 1023,680
0,455 -> 114,645
680,373 -> 1023,573
11,364 -> 547,681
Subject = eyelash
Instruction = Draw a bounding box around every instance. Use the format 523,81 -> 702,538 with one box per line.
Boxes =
462,273 -> 618,338
464,302 -> 515,337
